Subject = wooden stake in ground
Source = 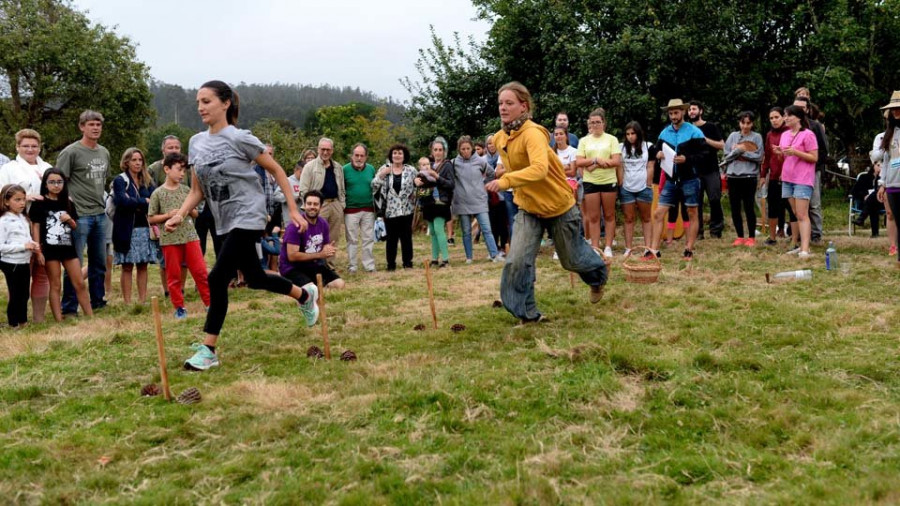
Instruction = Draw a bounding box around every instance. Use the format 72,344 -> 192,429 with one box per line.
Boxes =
569,272 -> 575,289
424,260 -> 438,329
316,274 -> 331,359
151,296 -> 172,401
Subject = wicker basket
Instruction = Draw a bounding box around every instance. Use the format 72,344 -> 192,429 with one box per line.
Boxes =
622,248 -> 662,284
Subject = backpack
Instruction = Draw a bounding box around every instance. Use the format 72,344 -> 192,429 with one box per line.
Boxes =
105,173 -> 130,219
374,217 -> 387,241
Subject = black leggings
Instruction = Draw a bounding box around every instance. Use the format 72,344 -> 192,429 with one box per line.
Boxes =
767,180 -> 797,228
384,214 -> 414,270
1,261 -> 30,327
195,206 -> 222,258
667,200 -> 689,223
728,177 -> 757,238
489,201 -> 509,250
204,228 -> 293,335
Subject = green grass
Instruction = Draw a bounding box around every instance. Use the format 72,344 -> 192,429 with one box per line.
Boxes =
1,190 -> 899,504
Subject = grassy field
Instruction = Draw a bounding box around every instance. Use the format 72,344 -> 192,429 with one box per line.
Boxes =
1,191 -> 899,504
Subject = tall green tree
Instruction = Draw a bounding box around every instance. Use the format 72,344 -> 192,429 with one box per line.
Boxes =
313,103 -> 412,164
251,118 -> 318,175
0,0 -> 153,160
406,0 -> 900,170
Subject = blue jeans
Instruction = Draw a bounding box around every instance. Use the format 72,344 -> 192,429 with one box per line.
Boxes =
63,213 -> 107,313
503,191 -> 518,238
501,206 -> 607,320
459,212 -> 499,259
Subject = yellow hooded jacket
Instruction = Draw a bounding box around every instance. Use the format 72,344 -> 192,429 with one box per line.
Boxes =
493,120 -> 575,218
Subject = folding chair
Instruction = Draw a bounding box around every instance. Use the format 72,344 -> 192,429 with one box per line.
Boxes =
849,173 -> 886,236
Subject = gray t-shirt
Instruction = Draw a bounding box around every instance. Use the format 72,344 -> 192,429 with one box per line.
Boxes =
188,125 -> 266,235
55,141 -> 110,216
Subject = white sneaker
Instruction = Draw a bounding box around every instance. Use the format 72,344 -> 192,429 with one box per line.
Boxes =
786,245 -> 801,255
798,251 -> 810,259
466,259 -> 473,264
552,251 -> 559,260
491,254 -> 505,263
623,248 -> 632,258
603,246 -> 613,257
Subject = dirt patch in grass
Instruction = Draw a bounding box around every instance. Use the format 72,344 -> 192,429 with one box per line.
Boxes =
213,379 -> 335,412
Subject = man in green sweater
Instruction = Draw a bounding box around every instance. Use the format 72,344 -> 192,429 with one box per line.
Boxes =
343,143 -> 376,273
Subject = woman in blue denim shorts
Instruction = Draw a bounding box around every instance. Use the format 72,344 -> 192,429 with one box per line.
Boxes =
619,121 -> 656,256
776,105 -> 819,258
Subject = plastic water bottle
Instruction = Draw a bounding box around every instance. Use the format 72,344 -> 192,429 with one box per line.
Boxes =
825,241 -> 838,271
772,269 -> 813,281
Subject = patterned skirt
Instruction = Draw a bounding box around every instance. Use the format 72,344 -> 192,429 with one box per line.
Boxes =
114,227 -> 159,265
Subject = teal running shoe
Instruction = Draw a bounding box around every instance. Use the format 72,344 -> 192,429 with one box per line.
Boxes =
299,283 -> 319,327
184,343 -> 219,371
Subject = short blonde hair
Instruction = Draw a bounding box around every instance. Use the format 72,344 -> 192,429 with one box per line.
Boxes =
15,129 -> 41,146
498,81 -> 534,114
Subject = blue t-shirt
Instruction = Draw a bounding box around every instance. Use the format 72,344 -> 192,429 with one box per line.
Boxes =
279,216 -> 330,275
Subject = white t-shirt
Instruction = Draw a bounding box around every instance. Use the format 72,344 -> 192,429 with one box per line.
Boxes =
555,146 -> 578,179
621,142 -> 651,193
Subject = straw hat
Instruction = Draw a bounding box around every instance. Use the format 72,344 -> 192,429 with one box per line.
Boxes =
661,99 -> 689,111
880,91 -> 900,110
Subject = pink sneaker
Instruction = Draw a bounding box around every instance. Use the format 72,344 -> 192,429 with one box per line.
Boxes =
744,238 -> 756,247
732,238 -> 745,246
890,245 -> 898,256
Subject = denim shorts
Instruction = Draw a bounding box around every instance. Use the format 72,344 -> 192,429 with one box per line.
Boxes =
782,181 -> 813,200
619,187 -> 653,205
658,178 -> 700,208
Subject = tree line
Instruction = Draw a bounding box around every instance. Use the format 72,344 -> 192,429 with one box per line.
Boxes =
1,0 -> 410,174
403,0 -> 900,174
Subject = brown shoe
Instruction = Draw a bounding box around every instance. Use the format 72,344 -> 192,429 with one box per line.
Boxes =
516,314 -> 546,326
590,284 -> 604,304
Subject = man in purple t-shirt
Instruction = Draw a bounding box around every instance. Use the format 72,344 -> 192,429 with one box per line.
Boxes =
279,190 -> 345,289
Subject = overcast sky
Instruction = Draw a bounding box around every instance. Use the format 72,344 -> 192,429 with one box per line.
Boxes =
70,0 -> 491,103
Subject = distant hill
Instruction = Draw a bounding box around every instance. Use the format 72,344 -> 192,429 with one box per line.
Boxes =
150,80 -> 407,130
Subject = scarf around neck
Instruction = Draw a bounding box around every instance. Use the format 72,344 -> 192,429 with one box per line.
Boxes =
502,113 -> 533,134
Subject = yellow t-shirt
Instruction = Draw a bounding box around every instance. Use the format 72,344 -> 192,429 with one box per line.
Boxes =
577,133 -> 619,185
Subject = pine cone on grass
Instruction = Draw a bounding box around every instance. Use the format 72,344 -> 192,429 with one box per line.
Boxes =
492,300 -> 503,308
140,384 -> 160,397
340,350 -> 358,361
451,323 -> 466,332
306,346 -> 324,359
176,387 -> 202,405
413,324 -> 426,331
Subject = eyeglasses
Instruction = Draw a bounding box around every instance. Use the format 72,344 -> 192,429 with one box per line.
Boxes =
588,120 -> 604,125
47,180 -> 65,186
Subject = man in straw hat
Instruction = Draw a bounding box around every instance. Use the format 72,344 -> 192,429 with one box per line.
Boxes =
644,99 -> 708,261
873,91 -> 900,264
